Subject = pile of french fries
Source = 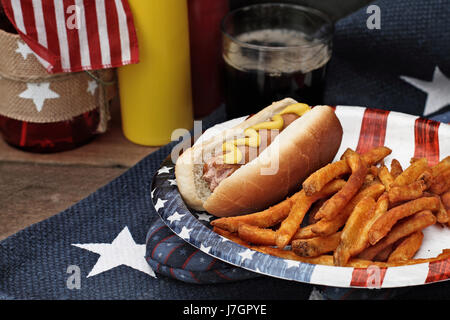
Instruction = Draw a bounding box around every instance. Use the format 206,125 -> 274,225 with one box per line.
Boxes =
211,146 -> 450,268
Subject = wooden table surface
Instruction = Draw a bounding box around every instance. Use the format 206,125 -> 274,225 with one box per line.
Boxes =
0,99 -> 159,240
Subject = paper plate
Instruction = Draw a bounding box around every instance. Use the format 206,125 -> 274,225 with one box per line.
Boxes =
151,106 -> 450,288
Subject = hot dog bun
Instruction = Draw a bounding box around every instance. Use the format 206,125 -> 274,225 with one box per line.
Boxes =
175,98 -> 343,217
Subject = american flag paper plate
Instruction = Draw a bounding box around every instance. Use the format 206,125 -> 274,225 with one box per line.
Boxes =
151,106 -> 450,288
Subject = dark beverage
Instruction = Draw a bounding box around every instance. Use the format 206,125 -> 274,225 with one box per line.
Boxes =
224,61 -> 327,119
223,28 -> 331,118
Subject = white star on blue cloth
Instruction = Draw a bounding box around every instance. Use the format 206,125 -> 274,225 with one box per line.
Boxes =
72,227 -> 156,278
401,66 -> 450,116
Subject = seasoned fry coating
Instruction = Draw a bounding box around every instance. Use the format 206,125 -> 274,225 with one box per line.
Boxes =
387,231 -> 424,263
292,232 -> 341,257
368,197 -> 440,245
314,153 -> 367,221
334,196 -> 376,266
360,210 -> 436,260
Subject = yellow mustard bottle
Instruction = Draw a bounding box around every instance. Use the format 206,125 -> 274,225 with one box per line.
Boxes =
117,0 -> 194,146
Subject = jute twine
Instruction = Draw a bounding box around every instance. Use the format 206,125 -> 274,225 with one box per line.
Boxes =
0,29 -> 116,133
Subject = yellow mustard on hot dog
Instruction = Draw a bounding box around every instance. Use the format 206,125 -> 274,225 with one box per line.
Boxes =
222,103 -> 311,164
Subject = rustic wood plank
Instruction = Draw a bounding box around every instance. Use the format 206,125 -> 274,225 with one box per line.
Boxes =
0,162 -> 127,240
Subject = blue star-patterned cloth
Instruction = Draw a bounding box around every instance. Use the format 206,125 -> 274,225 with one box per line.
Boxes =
1,0 -> 450,300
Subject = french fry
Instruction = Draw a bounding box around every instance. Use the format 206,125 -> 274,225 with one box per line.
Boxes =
360,210 -> 436,260
368,196 -> 440,245
275,179 -> 346,249
314,153 -> 367,221
291,232 -> 342,257
391,158 -> 428,187
340,148 -> 356,160
307,198 -> 328,225
390,159 -> 403,178
431,156 -> 450,177
211,193 -> 295,232
302,146 -> 392,196
292,224 -> 317,239
442,191 -> 450,210
436,196 -> 449,224
429,167 -> 450,195
237,223 -> 276,246
334,196 -> 377,266
387,231 -> 424,263
252,246 -> 335,265
213,227 -> 250,247
302,160 -> 350,196
388,180 -> 426,204
373,244 -> 395,262
366,192 -> 389,230
309,182 -> 385,237
378,165 -> 394,191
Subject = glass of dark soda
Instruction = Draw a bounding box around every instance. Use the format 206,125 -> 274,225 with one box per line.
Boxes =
221,3 -> 333,119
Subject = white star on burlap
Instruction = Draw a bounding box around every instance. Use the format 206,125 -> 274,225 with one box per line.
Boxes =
18,82 -> 60,112
87,80 -> 98,96
400,66 -> 450,116
15,41 -> 34,60
72,226 -> 156,278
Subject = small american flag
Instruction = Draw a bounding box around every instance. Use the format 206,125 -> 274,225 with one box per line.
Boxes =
1,0 -> 139,73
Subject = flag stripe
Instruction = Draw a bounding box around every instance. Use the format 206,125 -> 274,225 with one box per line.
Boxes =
414,118 -> 441,165
74,0 -> 91,69
356,108 -> 390,154
3,0 -> 139,73
53,0 -> 71,71
83,0 -> 102,68
114,0 -> 131,63
31,0 -> 47,48
94,0 -> 112,67
11,0 -> 27,34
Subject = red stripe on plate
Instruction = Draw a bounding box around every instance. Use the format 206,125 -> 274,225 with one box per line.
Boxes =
356,109 -> 390,155
425,257 -> 450,283
350,266 -> 387,288
414,118 -> 441,166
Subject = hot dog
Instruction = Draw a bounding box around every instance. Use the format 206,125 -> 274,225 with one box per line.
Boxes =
175,98 -> 343,217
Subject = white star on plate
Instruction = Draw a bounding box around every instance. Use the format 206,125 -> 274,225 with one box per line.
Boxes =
167,211 -> 185,224
151,188 -> 156,198
18,82 -> 60,112
284,259 -> 301,269
400,66 -> 450,116
200,244 -> 212,254
167,179 -> 177,186
238,249 -> 255,262
154,198 -> 168,211
196,213 -> 212,222
72,226 -> 156,278
87,80 -> 98,96
179,226 -> 193,240
15,41 -> 34,60
158,166 -> 172,175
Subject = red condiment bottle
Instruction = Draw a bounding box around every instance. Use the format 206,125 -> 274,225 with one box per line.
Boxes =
188,0 -> 229,118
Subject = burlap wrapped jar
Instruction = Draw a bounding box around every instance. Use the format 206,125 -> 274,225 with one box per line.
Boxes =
0,29 -> 116,133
